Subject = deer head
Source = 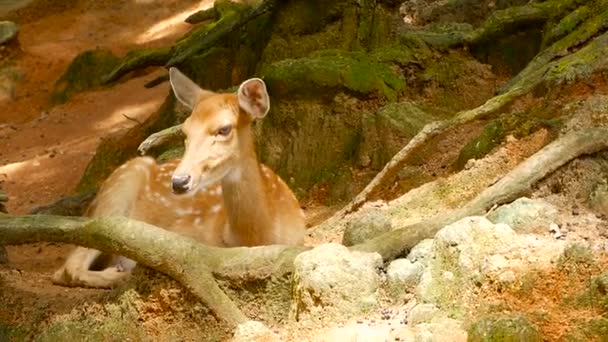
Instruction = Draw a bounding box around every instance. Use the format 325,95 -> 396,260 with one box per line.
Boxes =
168,68 -> 270,194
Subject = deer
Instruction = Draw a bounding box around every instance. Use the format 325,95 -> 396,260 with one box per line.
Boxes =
52,68 -> 306,288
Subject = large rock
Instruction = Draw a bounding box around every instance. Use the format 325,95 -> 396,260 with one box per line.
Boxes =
407,239 -> 434,267
487,197 -> 559,234
0,21 -> 18,45
416,216 -> 518,305
386,258 -> 425,296
291,243 -> 382,321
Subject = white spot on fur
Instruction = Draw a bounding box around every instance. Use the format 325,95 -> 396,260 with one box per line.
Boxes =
210,204 -> 222,214
194,217 -> 202,225
175,207 -> 194,216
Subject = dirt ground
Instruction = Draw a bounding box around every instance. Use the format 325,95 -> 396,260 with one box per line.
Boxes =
0,0 -> 214,332
2,1 -> 608,341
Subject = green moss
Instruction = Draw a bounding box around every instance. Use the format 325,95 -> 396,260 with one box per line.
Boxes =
0,322 -> 27,341
571,272 -> 608,311
544,5 -> 591,46
263,49 -> 406,101
51,49 -> 120,104
456,120 -> 505,169
455,111 -> 558,169
468,313 -> 542,342
157,145 -> 184,164
557,243 -> 594,271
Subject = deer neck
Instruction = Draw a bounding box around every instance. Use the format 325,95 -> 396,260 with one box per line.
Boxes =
220,125 -> 273,245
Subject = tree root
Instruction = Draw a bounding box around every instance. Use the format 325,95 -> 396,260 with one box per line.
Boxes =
103,0 -> 281,84
29,191 -> 96,216
501,7 -> 608,92
330,25 -> 608,222
0,215 -> 251,327
1,129 -> 607,324
137,124 -> 184,155
352,128 -> 608,259
403,0 -> 587,49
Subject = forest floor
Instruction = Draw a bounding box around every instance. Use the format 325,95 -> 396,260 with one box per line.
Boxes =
0,0 -> 216,332
2,0 -> 608,341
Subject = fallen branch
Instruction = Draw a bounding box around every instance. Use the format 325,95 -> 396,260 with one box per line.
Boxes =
353,127 -> 608,259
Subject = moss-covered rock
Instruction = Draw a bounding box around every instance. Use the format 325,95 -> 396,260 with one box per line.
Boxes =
263,49 -> 406,101
468,313 -> 542,342
417,51 -> 497,111
51,49 -> 120,104
456,120 -> 505,169
415,217 -> 517,315
360,101 -> 437,169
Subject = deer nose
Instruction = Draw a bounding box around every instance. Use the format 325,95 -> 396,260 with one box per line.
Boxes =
171,174 -> 191,194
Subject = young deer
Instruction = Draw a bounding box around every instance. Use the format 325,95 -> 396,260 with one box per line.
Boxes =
52,68 -> 306,288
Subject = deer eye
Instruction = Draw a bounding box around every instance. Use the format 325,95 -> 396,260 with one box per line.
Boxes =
217,125 -> 232,136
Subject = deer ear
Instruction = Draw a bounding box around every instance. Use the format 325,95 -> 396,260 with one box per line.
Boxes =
169,68 -> 213,110
237,78 -> 270,119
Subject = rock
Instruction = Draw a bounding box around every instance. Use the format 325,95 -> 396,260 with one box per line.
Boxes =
468,313 -> 542,342
342,208 -> 392,246
413,318 -> 468,342
416,217 -> 517,304
487,197 -> 559,234
408,303 -> 445,325
291,243 -> 382,320
387,259 -> 424,295
231,321 -> 279,342
0,21 -> 18,45
406,239 -> 434,266
481,254 -> 510,276
51,49 -> 120,104
589,180 -> 608,217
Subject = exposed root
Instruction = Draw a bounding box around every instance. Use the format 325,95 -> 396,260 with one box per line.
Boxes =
137,124 -> 184,156
1,128 -> 607,323
0,216 -> 251,327
403,0 -> 587,49
29,190 -> 96,216
330,27 -> 608,221
353,128 -> 608,259
102,0 -> 281,84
